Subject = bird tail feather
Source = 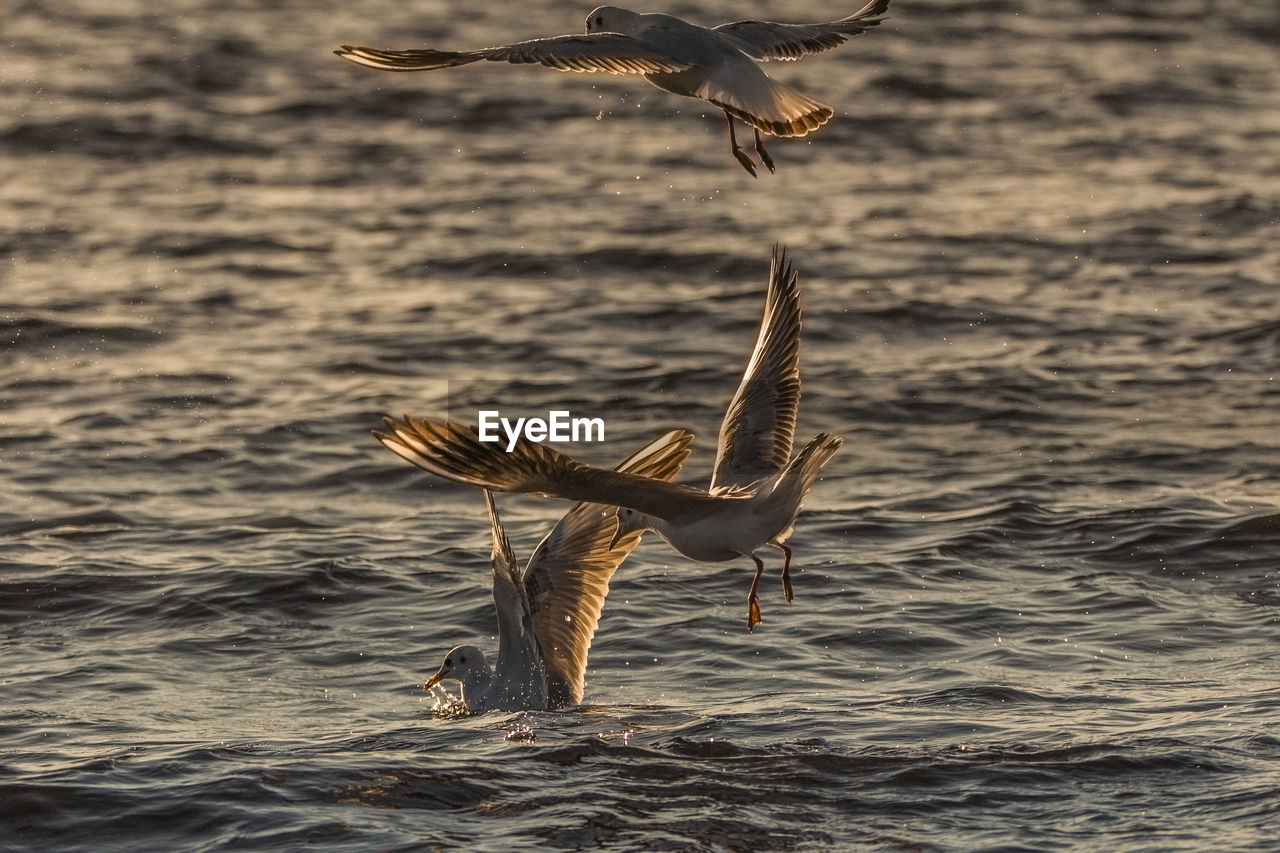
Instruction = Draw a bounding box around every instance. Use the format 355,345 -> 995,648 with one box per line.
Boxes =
703,75 -> 833,138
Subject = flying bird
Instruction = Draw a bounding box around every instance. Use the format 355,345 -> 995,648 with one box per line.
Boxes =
336,1 -> 891,176
421,429 -> 693,712
375,246 -> 841,631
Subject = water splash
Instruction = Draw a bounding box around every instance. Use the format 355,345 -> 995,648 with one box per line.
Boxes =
427,683 -> 471,719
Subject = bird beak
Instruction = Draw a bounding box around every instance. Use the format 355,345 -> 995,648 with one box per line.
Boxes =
425,671 -> 443,690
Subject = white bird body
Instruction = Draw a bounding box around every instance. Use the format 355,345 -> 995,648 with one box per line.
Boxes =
637,439 -> 831,564
336,1 -> 891,174
588,8 -> 765,93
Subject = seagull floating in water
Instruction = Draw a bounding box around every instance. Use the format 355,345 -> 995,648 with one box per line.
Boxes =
421,430 -> 692,712
335,1 -> 890,176
375,246 -> 841,631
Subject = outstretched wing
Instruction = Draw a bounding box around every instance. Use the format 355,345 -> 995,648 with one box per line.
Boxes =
373,414 -> 721,520
713,0 -> 890,62
710,245 -> 802,492
484,491 -> 548,709
523,429 -> 694,709
336,33 -> 694,75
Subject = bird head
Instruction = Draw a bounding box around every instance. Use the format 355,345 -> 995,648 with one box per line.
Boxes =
585,6 -> 637,34
425,644 -> 489,690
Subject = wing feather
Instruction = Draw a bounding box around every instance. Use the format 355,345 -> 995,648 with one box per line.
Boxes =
336,33 -> 693,75
374,414 -> 723,520
523,430 -> 694,708
484,491 -> 547,708
710,244 -> 803,492
713,0 -> 890,62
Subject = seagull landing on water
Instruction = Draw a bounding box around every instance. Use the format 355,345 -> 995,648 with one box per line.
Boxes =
420,430 -> 693,712
375,246 -> 842,631
335,0 -> 890,176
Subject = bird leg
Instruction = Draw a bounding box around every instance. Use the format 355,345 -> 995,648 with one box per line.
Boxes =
725,112 -> 758,178
753,128 -> 776,175
770,541 -> 794,604
746,552 -> 766,631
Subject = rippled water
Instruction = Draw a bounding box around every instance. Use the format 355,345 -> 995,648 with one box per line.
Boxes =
3,0 -> 1280,849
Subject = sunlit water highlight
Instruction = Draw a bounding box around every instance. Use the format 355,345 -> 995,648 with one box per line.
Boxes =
3,0 -> 1279,849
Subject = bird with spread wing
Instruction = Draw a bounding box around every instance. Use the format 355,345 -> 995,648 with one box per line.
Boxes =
376,246 -> 841,631
420,429 -> 693,711
336,1 -> 890,175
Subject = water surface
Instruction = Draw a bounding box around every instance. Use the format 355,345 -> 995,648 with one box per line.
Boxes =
3,0 -> 1279,849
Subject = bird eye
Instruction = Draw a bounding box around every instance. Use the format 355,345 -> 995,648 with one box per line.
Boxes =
595,16 -> 603,27
445,657 -> 452,666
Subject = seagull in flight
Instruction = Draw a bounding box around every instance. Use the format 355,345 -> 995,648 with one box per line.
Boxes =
375,246 -> 842,630
421,429 -> 693,712
336,1 -> 891,176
